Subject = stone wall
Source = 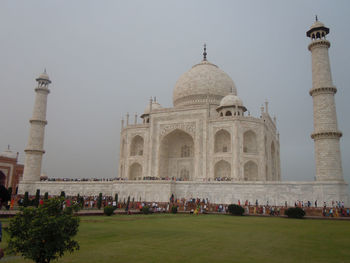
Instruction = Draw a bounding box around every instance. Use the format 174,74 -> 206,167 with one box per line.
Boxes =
18,180 -> 349,206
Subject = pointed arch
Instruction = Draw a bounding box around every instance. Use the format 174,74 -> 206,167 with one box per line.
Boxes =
244,161 -> 258,181
159,129 -> 194,180
0,171 -> 6,186
130,135 -> 144,156
121,138 -> 126,157
214,129 -> 231,153
271,142 -> 276,180
129,162 -> 142,180
243,130 -> 257,153
214,160 -> 231,180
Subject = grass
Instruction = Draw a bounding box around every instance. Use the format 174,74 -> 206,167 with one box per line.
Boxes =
1,214 -> 350,263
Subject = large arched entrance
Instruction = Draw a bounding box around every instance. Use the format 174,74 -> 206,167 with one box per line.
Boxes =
0,171 -> 6,186
159,129 -> 194,180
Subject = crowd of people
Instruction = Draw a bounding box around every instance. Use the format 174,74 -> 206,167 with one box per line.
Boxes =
2,193 -> 349,218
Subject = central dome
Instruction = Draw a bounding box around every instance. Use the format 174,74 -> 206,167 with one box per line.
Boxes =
173,60 -> 237,107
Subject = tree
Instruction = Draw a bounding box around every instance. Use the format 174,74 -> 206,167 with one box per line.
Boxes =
44,192 -> 49,200
97,193 -> 103,209
114,193 -> 118,204
60,191 -> 65,198
7,198 -> 80,263
33,189 -> 40,208
23,192 -> 30,207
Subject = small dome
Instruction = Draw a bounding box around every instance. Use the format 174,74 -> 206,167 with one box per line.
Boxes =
306,19 -> 329,37
173,60 -> 236,107
36,70 -> 51,83
309,21 -> 325,30
219,94 -> 243,107
143,101 -> 162,115
0,148 -> 17,159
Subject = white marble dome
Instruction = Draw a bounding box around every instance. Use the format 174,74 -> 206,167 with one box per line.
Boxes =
220,94 -> 243,107
173,60 -> 236,107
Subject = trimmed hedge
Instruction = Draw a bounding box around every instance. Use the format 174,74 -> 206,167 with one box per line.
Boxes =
284,207 -> 305,219
228,204 -> 244,216
141,206 -> 152,214
171,206 -> 178,214
104,206 -> 115,216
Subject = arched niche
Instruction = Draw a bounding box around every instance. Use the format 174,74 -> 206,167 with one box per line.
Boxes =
214,129 -> 231,153
214,160 -> 231,180
130,135 -> 144,156
129,163 -> 142,180
244,161 -> 258,181
271,142 -> 276,180
243,130 -> 257,153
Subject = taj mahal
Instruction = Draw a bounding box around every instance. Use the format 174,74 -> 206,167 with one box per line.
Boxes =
16,19 -> 349,205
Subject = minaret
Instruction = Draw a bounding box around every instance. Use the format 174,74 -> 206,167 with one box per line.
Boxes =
307,18 -> 343,181
22,70 -> 51,182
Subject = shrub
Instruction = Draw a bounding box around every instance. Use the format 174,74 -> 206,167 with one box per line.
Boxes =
285,207 -> 305,219
171,205 -> 178,214
228,204 -> 245,216
104,206 -> 115,216
141,205 -> 151,214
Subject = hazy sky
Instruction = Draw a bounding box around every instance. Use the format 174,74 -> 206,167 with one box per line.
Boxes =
0,1 -> 349,184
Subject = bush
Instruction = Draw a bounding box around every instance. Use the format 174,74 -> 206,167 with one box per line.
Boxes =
104,206 -> 115,216
228,204 -> 245,216
171,205 -> 178,214
285,207 -> 305,219
141,206 -> 152,214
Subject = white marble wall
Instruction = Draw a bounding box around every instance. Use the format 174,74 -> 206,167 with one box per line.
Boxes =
18,180 -> 349,206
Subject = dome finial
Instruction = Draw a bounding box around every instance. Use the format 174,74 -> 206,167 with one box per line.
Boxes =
315,15 -> 318,22
203,43 -> 207,61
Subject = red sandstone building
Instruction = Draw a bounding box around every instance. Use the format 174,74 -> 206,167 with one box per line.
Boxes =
0,147 -> 23,194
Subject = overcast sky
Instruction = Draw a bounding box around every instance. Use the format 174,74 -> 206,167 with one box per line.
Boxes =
0,1 -> 349,184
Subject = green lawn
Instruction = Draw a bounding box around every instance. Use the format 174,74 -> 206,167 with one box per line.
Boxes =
1,214 -> 349,263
